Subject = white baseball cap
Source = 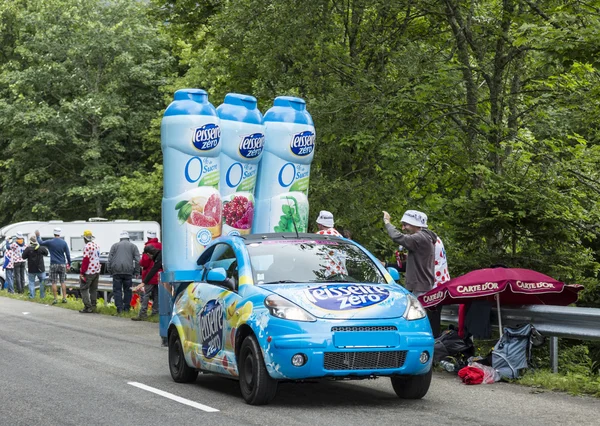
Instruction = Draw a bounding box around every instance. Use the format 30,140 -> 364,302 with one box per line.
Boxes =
400,210 -> 428,228
147,230 -> 157,238
120,231 -> 130,239
53,227 -> 62,236
316,210 -> 334,228
16,232 -> 24,238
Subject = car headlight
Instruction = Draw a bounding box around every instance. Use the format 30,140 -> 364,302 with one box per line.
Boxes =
264,295 -> 316,322
403,294 -> 427,320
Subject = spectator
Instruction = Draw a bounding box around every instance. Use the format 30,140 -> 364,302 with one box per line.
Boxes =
36,228 -> 71,305
385,237 -> 450,287
3,246 -> 15,293
383,209 -> 441,336
132,230 -> 162,309
132,245 -> 162,321
22,235 -> 49,299
13,232 -> 27,294
107,231 -> 140,315
79,230 -> 101,314
315,210 -> 342,236
434,237 -> 450,287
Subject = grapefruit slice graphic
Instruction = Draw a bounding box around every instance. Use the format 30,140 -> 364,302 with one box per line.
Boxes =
189,210 -> 218,227
204,193 -> 222,224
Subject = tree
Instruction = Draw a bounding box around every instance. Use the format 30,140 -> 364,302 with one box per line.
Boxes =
0,0 -> 172,223
153,0 -> 600,300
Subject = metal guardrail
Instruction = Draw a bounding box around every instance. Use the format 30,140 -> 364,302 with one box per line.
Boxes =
63,274 -> 141,301
441,304 -> 600,372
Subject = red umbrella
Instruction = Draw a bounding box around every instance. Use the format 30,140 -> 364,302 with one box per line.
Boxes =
418,267 -> 583,331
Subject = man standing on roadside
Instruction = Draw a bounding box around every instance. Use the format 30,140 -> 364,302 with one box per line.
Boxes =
79,230 -> 101,314
36,228 -> 71,305
22,235 -> 49,299
13,232 -> 27,294
382,209 -> 441,336
107,231 -> 140,315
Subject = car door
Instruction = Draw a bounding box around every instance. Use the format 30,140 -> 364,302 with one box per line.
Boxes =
194,242 -> 242,375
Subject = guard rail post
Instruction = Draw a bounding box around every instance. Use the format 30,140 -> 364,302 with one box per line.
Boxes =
550,337 -> 559,373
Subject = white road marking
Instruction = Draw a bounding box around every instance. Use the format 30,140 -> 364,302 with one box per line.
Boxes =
23,312 -> 30,315
127,382 -> 220,412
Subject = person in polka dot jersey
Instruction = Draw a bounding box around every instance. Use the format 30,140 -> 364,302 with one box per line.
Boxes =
79,230 -> 101,313
314,210 -> 347,275
434,237 -> 450,287
315,210 -> 342,237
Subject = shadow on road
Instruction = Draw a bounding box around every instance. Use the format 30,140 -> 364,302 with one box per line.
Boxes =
191,374 -> 427,408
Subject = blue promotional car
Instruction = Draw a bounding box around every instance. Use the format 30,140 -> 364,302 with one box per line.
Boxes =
167,233 -> 434,405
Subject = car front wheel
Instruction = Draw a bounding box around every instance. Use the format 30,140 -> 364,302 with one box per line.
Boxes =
238,335 -> 278,405
390,368 -> 432,399
168,331 -> 198,383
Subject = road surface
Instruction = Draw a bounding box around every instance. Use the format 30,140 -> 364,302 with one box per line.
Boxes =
0,297 -> 597,425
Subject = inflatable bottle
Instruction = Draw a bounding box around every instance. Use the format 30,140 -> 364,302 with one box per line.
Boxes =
161,89 -> 222,271
217,94 -> 265,236
253,96 -> 315,233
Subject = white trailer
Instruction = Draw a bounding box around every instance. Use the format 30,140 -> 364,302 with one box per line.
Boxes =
0,218 -> 160,286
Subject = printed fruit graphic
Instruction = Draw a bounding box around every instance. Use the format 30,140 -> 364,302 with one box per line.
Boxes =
223,195 -> 254,229
204,193 -> 222,224
176,190 -> 222,238
189,210 -> 218,227
274,196 -> 301,233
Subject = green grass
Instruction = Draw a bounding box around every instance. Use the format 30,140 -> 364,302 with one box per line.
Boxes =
519,370 -> 600,397
0,288 -> 159,322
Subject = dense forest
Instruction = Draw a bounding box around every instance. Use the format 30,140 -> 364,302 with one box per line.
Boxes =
1,0 -> 599,306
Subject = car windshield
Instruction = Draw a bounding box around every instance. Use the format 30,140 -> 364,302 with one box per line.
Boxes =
246,239 -> 386,284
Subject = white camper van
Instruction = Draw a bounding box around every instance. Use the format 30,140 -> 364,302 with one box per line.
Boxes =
0,219 -> 160,287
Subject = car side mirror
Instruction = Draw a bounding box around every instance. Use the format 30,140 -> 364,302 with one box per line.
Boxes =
387,267 -> 400,282
206,267 -> 235,291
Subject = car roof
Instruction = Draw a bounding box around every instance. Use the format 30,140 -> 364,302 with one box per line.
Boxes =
239,233 -> 345,243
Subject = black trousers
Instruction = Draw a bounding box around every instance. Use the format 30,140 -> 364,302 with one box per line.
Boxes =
427,307 -> 442,338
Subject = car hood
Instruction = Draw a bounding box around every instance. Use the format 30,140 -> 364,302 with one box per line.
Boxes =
259,282 -> 409,320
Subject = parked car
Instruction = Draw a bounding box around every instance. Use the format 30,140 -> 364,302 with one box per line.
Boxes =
167,233 -> 434,405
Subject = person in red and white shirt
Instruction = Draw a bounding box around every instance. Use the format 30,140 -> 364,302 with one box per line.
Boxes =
434,237 -> 450,287
314,210 -> 348,276
315,210 -> 342,237
79,230 -> 100,314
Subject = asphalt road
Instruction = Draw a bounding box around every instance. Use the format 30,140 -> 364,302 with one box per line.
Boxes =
0,297 -> 597,426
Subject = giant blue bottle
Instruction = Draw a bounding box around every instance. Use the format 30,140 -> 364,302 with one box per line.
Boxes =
161,89 -> 222,273
217,94 -> 265,236
252,96 -> 315,233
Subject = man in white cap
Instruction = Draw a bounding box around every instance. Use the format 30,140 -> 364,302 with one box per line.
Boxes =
36,228 -> 71,304
12,232 -> 27,294
79,230 -> 101,313
315,210 -> 342,237
107,231 -> 140,315
382,209 -> 441,336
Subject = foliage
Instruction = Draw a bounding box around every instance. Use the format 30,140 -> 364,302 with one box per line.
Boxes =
0,0 -> 172,223
1,0 -> 600,307
150,0 -> 600,303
